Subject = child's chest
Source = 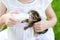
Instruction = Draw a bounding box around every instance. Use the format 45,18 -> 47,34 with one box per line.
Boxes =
7,0 -> 46,20
8,0 -> 43,14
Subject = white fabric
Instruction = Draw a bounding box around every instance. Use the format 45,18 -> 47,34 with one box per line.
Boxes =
0,0 -> 54,40
0,29 -> 8,40
12,13 -> 29,21
24,27 -> 54,40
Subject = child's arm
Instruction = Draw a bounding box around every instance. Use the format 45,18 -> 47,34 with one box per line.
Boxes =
0,1 -> 18,30
45,4 -> 57,27
33,4 -> 57,33
0,1 -> 7,30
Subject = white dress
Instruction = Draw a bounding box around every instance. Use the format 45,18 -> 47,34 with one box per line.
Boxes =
0,0 -> 55,40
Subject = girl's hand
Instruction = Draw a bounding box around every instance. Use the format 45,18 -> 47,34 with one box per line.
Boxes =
33,20 -> 50,33
1,10 -> 19,27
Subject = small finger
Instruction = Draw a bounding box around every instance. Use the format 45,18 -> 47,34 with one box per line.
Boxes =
34,23 -> 40,27
9,10 -> 18,14
33,25 -> 41,29
34,29 -> 41,33
8,21 -> 17,24
9,18 -> 18,22
34,27 -> 41,31
6,22 -> 17,26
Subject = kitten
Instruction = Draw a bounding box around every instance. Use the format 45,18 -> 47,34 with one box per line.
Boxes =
23,10 -> 48,34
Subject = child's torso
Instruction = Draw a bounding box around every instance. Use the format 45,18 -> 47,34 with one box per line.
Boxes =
1,0 -> 48,40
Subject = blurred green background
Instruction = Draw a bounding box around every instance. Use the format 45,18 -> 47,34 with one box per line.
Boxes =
0,0 -> 60,40
52,0 -> 60,40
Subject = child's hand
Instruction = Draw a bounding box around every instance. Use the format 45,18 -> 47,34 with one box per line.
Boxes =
1,10 -> 19,27
33,20 -> 50,33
